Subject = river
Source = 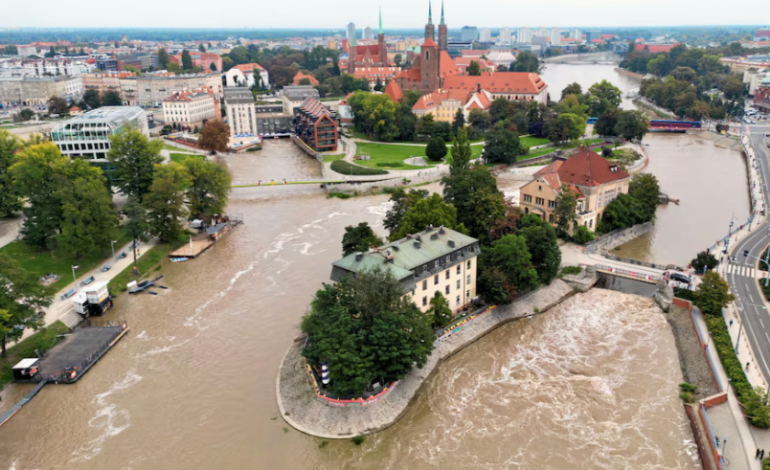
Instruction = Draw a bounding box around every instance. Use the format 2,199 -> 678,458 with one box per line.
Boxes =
0,140 -> 697,470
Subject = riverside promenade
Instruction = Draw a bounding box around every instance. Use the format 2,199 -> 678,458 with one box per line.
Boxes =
277,279 -> 574,439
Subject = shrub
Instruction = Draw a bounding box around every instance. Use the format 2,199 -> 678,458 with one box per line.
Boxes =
329,192 -> 353,199
382,187 -> 398,194
673,287 -> 696,302
351,436 -> 366,446
246,145 -> 262,152
560,266 -> 582,276
426,136 -> 448,162
330,160 -> 388,176
691,251 -> 718,274
572,226 -> 595,245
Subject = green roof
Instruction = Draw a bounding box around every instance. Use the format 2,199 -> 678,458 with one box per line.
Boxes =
331,226 -> 478,281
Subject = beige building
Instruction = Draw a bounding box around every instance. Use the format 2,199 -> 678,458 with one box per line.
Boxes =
280,85 -> 320,115
412,88 -> 493,123
223,87 -> 257,136
330,226 -> 480,314
81,72 -> 222,107
162,87 -> 219,129
0,76 -> 83,107
519,149 -> 630,232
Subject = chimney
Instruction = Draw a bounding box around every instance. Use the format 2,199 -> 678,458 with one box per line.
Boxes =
414,241 -> 421,249
448,240 -> 456,248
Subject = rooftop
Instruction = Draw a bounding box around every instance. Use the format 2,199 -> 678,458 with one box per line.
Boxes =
51,106 -> 145,132
223,87 -> 255,104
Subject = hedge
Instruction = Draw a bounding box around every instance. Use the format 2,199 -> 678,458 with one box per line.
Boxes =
705,312 -> 770,428
330,160 -> 388,176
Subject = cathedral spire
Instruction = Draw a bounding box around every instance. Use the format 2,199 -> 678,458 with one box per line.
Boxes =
428,1 -> 433,24
440,0 -> 444,25
379,7 -> 383,35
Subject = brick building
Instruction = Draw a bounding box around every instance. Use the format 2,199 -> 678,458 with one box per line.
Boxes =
347,10 -> 388,73
293,97 -> 338,152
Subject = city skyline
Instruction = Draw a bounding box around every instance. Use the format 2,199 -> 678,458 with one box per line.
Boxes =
2,0 -> 769,29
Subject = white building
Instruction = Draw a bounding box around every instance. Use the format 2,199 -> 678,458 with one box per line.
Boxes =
162,88 -> 218,129
518,27 -> 532,44
224,87 -> 257,137
479,28 -> 492,43
550,27 -> 561,46
50,106 -> 148,162
570,29 -> 582,40
363,27 -> 373,40
486,49 -> 516,69
347,22 -> 356,41
536,28 -> 549,39
499,27 -> 512,44
280,85 -> 320,115
744,68 -> 770,96
17,45 -> 37,57
224,63 -> 270,89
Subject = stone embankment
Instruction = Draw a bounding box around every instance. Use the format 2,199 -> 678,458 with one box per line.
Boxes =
276,279 -> 575,439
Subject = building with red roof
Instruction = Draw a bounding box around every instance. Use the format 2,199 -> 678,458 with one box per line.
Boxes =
347,10 -> 388,73
293,71 -> 320,87
633,43 -> 681,54
294,97 -> 338,151
171,52 -> 222,72
350,67 -> 401,88
161,87 -> 219,129
225,63 -> 270,89
442,71 -> 548,104
454,57 -> 495,74
519,148 -> 630,232
411,88 -> 492,123
384,80 -> 404,102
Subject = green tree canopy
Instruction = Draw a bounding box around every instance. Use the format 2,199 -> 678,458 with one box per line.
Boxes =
181,49 -> 194,70
692,251 -> 718,274
82,89 -> 101,109
483,128 -> 522,165
615,110 -> 649,142
301,268 -> 434,395
198,119 -> 230,153
628,173 -> 660,221
123,197 -> 151,266
481,234 -> 539,293
452,108 -> 466,136
108,129 -> 164,201
594,107 -> 620,137
511,51 -> 540,72
384,188 -> 429,239
392,193 -> 458,239
182,158 -> 231,217
518,215 -> 561,285
554,185 -> 578,235
695,271 -> 734,316
342,222 -> 382,256
347,91 -> 402,141
157,48 -> 169,69
443,166 -> 506,242
561,82 -> 583,100
545,113 -> 586,145
144,163 -> 191,243
429,291 -> 453,328
467,61 -> 481,76
587,80 -> 622,116
101,90 -> 122,106
425,137 -> 448,162
0,130 -> 22,218
450,127 -> 472,176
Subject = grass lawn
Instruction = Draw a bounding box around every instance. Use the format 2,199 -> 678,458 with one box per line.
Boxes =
322,154 -> 345,163
170,153 -> 205,164
108,243 -> 169,296
163,143 -> 190,152
520,136 -> 551,148
354,142 -> 483,170
0,229 -> 132,291
0,321 -> 70,390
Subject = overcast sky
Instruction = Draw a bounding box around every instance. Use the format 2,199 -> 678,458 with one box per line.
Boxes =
2,0 -> 769,29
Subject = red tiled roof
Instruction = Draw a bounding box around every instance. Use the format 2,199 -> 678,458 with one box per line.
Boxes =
442,72 -> 547,95
384,80 -> 404,102
422,38 -> 438,48
439,51 -> 461,78
539,148 -> 629,188
352,45 -> 381,56
412,88 -> 490,111
298,97 -> 333,119
232,63 -> 265,72
293,71 -> 320,86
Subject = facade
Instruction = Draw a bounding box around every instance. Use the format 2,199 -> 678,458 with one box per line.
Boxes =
0,76 -> 83,107
454,57 -> 495,74
350,67 -> 401,87
0,58 -> 93,78
570,29 -> 582,40
486,49 -> 516,69
518,27 -> 532,44
254,104 -> 293,135
330,226 -> 480,314
363,27 -> 373,40
225,63 -> 269,88
550,27 -> 561,45
115,53 -> 158,71
460,27 -> 478,42
441,71 -> 548,104
479,28 -> 492,43
519,149 -> 630,231
347,11 -> 387,73
347,22 -> 356,41
411,88 -> 492,123
744,68 -> 770,96
82,71 -> 222,107
50,106 -> 148,162
755,78 -> 770,113
293,97 -> 338,152
171,52 -> 222,72
584,30 -> 601,42
280,85 -> 320,115
499,27 -> 512,44
161,87 -> 218,129
224,87 -> 257,137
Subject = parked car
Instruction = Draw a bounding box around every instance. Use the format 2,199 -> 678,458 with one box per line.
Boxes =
80,276 -> 95,287
670,272 -> 691,284
117,252 -> 127,259
101,265 -> 111,272
60,288 -> 77,301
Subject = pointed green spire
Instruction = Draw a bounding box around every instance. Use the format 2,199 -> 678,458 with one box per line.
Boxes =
428,1 -> 433,24
440,0 -> 445,25
379,7 -> 383,35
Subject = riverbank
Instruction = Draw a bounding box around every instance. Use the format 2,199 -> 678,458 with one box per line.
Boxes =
276,279 -> 575,439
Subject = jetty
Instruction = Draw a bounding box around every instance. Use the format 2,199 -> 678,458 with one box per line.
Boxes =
169,215 -> 243,259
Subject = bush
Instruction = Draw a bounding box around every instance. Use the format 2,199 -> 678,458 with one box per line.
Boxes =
382,187 -> 398,194
673,287 -> 696,302
351,436 -> 366,446
329,192 -> 353,199
572,225 -> 595,245
691,251 -> 718,273
560,266 -> 582,276
330,160 -> 388,176
426,136 -> 448,162
246,145 -> 262,152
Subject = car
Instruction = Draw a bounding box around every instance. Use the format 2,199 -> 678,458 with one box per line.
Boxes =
60,288 -> 77,301
670,272 -> 690,284
80,276 -> 95,287
101,265 -> 111,272
117,252 -> 128,259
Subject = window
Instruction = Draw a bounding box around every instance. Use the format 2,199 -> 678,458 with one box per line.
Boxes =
523,194 -> 533,203
434,275 -> 439,285
456,295 -> 460,306
445,285 -> 450,295
445,270 -> 450,280
466,290 -> 471,299
423,296 -> 428,307
456,265 -> 461,275
422,280 -> 427,290
467,260 -> 471,269
467,275 -> 471,284
457,280 -> 461,289
548,200 -> 557,209
536,197 -> 545,206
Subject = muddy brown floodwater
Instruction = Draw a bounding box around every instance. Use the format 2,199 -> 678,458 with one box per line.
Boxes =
0,140 -> 696,470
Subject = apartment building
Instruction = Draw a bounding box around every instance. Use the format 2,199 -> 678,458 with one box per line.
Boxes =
223,87 -> 257,137
0,76 -> 83,107
162,87 -> 219,129
330,226 -> 480,314
81,72 -> 222,107
411,88 -> 492,123
293,97 -> 337,151
280,85 -> 320,115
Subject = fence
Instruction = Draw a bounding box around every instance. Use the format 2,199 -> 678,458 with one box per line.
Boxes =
323,167 -> 450,194
586,222 -> 653,254
434,305 -> 498,345
594,264 -> 663,284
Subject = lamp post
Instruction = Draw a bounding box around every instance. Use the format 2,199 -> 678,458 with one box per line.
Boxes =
71,264 -> 79,290
110,240 -> 117,260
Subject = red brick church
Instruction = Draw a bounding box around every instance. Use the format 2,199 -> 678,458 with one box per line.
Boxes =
347,9 -> 388,73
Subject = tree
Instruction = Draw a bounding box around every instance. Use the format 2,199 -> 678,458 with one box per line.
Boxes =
695,271 -> 734,316
301,268 -> 434,395
101,90 -> 122,106
468,109 -> 491,133
722,75 -> 745,101
45,46 -> 56,58
478,266 -> 515,305
561,82 -> 583,100
0,254 -> 54,357
198,44 -> 206,53
489,204 -> 522,243
429,292 -> 453,328
182,158 -> 231,217
554,186 -> 578,235
347,91 -> 400,141
511,51 -> 540,72
198,119 -> 230,153
342,222 -> 382,256
482,234 -> 539,293
443,167 -> 506,242
483,128 -> 522,165
0,130 -> 22,218
450,127 -> 472,175
692,251 -> 718,274
209,62 -> 217,72
122,198 -> 151,267
384,188 -> 429,239
432,122 -> 452,141
594,107 -> 620,137
671,66 -> 697,82
252,68 -> 262,92
467,61 -> 481,76
108,129 -> 164,201
374,78 -> 384,92
587,80 -> 622,116
452,108 -> 466,136
2,45 -> 18,55
545,113 -> 585,145
394,54 -> 402,66
181,49 -> 194,71
83,89 -> 101,109
167,62 -> 182,74
597,193 -> 646,233
426,137 -> 448,162
57,160 -> 119,259
573,225 -> 595,244
628,173 -> 660,221
13,109 -> 35,122
518,216 -> 561,285
48,96 -> 69,116
10,143 -> 68,249
615,110 -> 649,142
144,163 -> 191,243
415,113 -> 435,138
298,77 -> 311,86
392,193 -> 458,239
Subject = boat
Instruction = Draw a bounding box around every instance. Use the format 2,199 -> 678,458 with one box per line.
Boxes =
170,257 -> 188,263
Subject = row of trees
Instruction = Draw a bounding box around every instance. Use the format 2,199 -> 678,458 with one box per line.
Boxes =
640,75 -> 741,120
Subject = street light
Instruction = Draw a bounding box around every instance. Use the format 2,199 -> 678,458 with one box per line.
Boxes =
110,240 -> 117,260
71,264 -> 79,290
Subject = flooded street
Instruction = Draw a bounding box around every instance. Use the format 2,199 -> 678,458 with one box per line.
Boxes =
614,134 -> 750,265
0,140 -> 696,470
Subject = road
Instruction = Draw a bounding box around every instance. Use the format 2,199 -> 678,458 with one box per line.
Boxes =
727,125 -> 770,383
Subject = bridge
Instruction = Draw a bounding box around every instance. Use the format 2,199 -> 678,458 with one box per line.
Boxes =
649,119 -> 702,132
541,51 -> 621,64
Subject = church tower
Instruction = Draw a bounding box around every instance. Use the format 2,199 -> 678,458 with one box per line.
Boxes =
438,0 -> 448,52
421,37 -> 440,93
378,8 -> 387,66
348,35 -> 356,74
424,1 -> 435,42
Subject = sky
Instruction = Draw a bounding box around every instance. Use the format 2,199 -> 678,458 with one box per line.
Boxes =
2,0 -> 769,29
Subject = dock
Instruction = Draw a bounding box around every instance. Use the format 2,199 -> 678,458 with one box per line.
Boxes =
169,217 -> 243,259
0,320 -> 129,427
169,238 -> 214,258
